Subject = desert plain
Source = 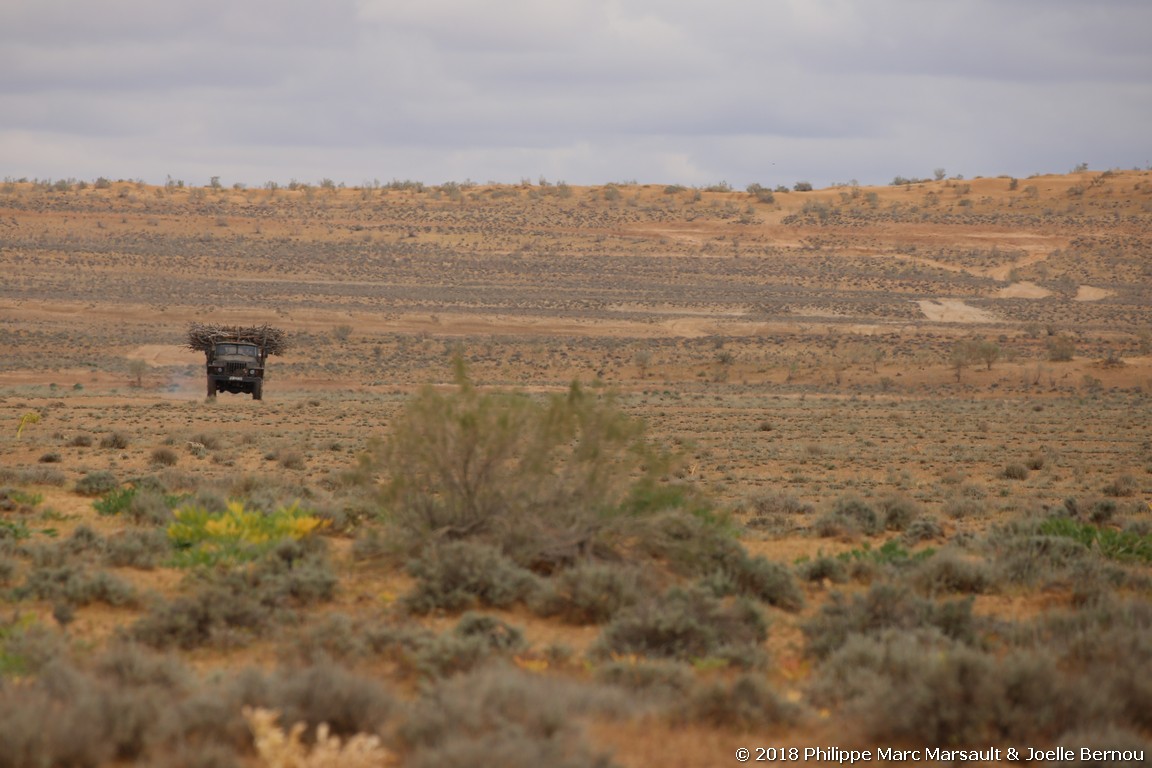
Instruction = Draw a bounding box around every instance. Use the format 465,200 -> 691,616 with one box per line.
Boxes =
0,171 -> 1150,766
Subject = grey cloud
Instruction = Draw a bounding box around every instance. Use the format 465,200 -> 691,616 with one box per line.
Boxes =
1,0 -> 1149,187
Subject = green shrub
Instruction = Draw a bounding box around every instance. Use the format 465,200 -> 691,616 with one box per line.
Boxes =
381,362 -> 687,570
1038,517 -> 1152,563
99,432 -> 131,450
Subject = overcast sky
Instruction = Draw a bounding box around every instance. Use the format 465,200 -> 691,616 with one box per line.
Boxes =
2,0 -> 1150,189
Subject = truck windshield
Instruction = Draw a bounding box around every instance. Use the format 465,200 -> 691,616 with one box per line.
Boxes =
215,344 -> 259,357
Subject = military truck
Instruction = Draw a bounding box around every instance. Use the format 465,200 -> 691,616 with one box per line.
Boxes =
186,323 -> 288,401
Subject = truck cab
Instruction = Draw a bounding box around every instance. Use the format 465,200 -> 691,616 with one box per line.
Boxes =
207,341 -> 265,400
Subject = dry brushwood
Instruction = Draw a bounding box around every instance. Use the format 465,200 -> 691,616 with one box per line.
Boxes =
243,707 -> 396,768
186,323 -> 289,356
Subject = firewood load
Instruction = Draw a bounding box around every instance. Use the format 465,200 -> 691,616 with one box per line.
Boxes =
185,323 -> 289,357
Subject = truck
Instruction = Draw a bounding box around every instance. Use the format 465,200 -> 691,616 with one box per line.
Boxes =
186,323 -> 288,401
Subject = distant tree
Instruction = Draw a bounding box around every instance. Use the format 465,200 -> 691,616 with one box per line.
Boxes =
950,340 -> 977,382
974,340 -> 1000,370
793,181 -> 813,192
128,359 -> 148,388
934,168 -> 947,181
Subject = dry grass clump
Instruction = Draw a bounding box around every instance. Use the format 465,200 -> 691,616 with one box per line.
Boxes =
244,706 -> 396,768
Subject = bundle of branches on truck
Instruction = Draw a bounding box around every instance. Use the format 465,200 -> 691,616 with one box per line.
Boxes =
185,323 -> 288,400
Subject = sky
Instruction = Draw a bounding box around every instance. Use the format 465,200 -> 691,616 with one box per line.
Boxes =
2,0 -> 1150,190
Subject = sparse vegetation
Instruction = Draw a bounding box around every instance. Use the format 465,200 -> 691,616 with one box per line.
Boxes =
0,169 -> 1150,763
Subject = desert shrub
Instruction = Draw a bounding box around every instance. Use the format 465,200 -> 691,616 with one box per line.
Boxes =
902,516 -> 944,544
95,486 -> 182,524
594,586 -> 768,666
38,451 -> 61,463
1047,335 -> 1076,362
944,496 -> 985,519
76,470 -> 119,496
94,486 -> 136,515
350,525 -> 392,564
131,545 -> 335,650
530,563 -> 650,624
811,630 -> 1089,746
16,564 -> 137,607
596,659 -> 694,702
127,488 -> 180,525
189,433 -> 222,451
816,495 -> 880,537
103,529 -> 170,569
0,668 -> 119,768
1102,474 -> 1139,498
743,490 -> 814,533
99,432 -> 131,449
415,613 -> 526,678
404,540 -> 541,614
398,666 -> 624,768
151,447 -> 179,467
1003,463 -> 1029,480
674,674 -> 802,730
796,553 -> 849,584
910,549 -> 993,595
802,582 -> 977,660
636,511 -> 802,610
992,529 -> 1094,585
0,616 -> 66,675
68,434 -> 93,447
875,493 -> 921,531
248,660 -> 397,740
721,554 -> 805,610
0,467 -> 66,487
381,363 -> 688,571
0,556 -> 16,585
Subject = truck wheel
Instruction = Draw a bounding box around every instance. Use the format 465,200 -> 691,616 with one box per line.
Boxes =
207,380 -> 216,399
252,382 -> 263,401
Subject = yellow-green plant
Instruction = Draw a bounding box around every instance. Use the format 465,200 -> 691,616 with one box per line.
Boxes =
16,412 -> 40,438
168,500 -> 328,566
